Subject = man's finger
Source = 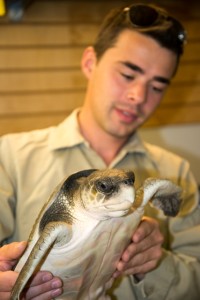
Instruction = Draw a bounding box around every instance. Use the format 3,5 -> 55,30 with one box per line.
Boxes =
0,242 -> 27,261
23,272 -> 63,300
132,217 -> 157,243
0,242 -> 27,271
0,271 -> 17,291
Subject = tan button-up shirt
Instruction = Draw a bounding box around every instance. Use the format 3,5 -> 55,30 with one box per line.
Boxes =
0,110 -> 200,299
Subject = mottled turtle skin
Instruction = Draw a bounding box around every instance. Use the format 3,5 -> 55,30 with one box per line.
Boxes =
11,169 -> 182,300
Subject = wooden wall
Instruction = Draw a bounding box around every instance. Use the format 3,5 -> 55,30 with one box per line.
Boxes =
0,0 -> 200,135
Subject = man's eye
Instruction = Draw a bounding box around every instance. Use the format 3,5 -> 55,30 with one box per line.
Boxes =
152,86 -> 164,93
121,73 -> 134,81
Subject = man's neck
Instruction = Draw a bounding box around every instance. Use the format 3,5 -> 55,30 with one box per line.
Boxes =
78,110 -> 128,166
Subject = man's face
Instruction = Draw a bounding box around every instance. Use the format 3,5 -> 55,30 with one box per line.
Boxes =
83,30 -> 177,139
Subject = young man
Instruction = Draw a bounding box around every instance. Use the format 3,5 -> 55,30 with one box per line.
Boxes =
0,3 -> 200,299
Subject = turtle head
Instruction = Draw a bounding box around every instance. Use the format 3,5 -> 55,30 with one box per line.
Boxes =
79,169 -> 135,219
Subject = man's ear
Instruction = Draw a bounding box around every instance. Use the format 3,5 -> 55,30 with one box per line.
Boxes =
81,46 -> 96,79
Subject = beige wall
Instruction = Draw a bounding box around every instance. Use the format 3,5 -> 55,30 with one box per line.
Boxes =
0,0 -> 200,135
140,124 -> 200,184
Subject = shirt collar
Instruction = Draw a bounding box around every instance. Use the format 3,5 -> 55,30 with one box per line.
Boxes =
122,132 -> 147,154
48,108 -> 85,150
48,108 -> 148,156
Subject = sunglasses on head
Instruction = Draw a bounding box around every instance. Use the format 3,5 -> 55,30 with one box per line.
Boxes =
123,4 -> 186,46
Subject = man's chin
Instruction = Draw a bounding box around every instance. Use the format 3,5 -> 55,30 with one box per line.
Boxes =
109,126 -> 138,139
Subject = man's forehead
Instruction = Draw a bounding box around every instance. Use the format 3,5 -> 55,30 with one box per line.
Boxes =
113,31 -> 177,77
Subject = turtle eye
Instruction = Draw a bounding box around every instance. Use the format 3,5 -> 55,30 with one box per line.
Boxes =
123,177 -> 134,186
95,178 -> 115,195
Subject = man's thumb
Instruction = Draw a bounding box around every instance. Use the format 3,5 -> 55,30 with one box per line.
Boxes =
0,241 -> 27,261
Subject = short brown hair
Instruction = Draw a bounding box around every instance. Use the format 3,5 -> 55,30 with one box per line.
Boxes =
93,3 -> 186,61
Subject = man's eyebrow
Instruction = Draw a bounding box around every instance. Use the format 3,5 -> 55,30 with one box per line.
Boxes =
154,76 -> 170,85
123,61 -> 143,74
121,61 -> 171,85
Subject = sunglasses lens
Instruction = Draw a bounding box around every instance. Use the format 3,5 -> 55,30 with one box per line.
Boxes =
129,5 -> 159,27
126,4 -> 186,47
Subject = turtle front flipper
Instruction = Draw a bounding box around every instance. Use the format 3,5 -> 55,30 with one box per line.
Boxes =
136,178 -> 182,217
10,222 -> 72,300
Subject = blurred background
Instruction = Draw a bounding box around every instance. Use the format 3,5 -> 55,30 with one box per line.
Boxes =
0,0 -> 199,184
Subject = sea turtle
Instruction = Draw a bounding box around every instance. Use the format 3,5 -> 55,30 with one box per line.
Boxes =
11,168 -> 182,300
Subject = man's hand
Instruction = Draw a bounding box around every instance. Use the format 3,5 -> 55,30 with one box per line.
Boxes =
113,216 -> 164,279
0,242 -> 63,300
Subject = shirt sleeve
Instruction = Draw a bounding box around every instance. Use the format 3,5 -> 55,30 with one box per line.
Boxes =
0,136 -> 15,245
137,162 -> 200,299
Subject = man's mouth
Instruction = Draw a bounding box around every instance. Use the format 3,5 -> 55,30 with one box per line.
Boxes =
115,107 -> 139,123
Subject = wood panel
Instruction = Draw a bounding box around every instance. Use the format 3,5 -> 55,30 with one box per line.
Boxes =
0,64 -> 198,92
1,104 -> 199,136
0,91 -> 84,115
1,0 -> 200,23
0,0 -> 199,135
0,47 -> 84,69
146,105 -> 200,127
2,0 -> 130,23
163,85 -> 200,104
0,69 -> 86,91
0,114 -> 68,136
174,63 -> 200,82
0,84 -> 199,116
0,24 -> 98,46
0,20 -> 200,47
0,41 -> 199,71
182,42 -> 200,62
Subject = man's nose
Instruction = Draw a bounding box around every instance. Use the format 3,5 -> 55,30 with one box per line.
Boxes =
126,82 -> 147,104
